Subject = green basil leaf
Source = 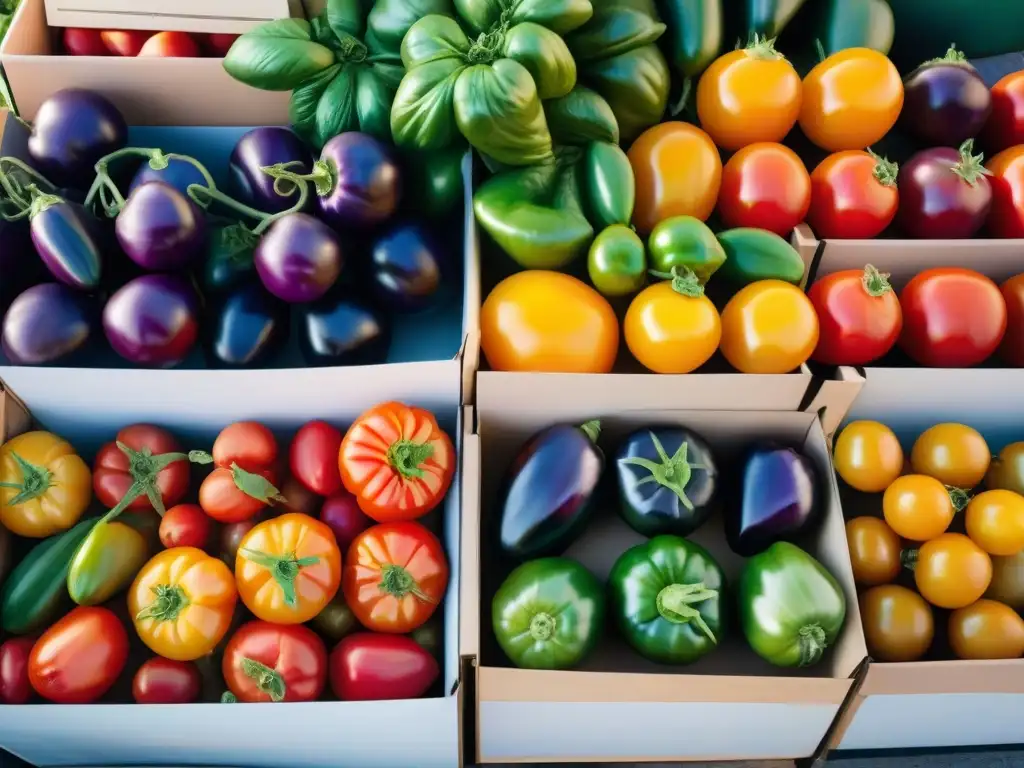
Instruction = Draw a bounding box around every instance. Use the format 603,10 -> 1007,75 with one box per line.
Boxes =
355,67 -> 395,140
224,20 -> 336,91
401,14 -> 470,67
366,0 -> 454,59
502,22 -> 576,100
505,0 -> 594,34
289,64 -> 343,147
315,66 -> 360,147
327,0 -> 365,39
391,58 -> 466,151
544,85 -> 619,145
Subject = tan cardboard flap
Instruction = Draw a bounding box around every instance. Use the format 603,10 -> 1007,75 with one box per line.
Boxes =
803,367 -> 865,440
0,384 -> 32,442
459,407 -> 480,660
860,659 -> 1024,696
43,0 -> 296,33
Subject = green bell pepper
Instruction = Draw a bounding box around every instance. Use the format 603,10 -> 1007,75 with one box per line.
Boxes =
588,224 -> 647,297
715,228 -> 805,287
67,519 -> 149,606
815,0 -> 894,57
739,542 -> 847,668
649,216 -> 726,284
492,557 -> 605,670
582,141 -> 635,229
609,535 -> 725,664
566,0 -> 671,143
657,0 -> 723,113
747,0 -> 810,39
0,517 -> 98,635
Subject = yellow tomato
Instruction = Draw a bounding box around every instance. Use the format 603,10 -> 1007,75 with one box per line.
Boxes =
846,516 -> 902,586
914,533 -> 992,609
799,48 -> 903,152
696,39 -> 802,151
911,423 -> 990,488
480,271 -> 619,373
860,585 -> 934,662
965,490 -> 1024,556
628,122 -> 722,234
833,421 -> 904,493
719,280 -> 819,374
987,550 -> 1024,610
625,278 -> 721,374
948,599 -> 1024,660
882,475 -> 956,542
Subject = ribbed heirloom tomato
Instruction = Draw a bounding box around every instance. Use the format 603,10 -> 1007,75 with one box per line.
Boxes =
222,620 -> 327,703
718,143 -> 811,236
833,420 -> 904,493
806,151 -> 900,239
808,265 -> 903,366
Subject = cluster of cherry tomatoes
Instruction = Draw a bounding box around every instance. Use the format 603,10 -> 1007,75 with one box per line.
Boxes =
61,27 -> 238,58
835,420 -> 1024,663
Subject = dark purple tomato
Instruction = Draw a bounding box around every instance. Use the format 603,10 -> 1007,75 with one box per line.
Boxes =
0,222 -> 45,311
298,288 -> 390,367
229,127 -> 313,214
254,213 -> 343,303
902,48 -> 992,147
27,89 -> 127,188
319,490 -> 373,552
102,273 -> 199,367
116,182 -> 207,271
314,133 -> 401,229
897,143 -> 993,239
204,281 -> 289,368
129,156 -> 209,199
370,223 -> 444,313
1,283 -> 98,365
30,199 -> 103,290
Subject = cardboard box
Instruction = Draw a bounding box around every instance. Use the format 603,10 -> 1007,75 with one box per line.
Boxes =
2,0 -> 290,124
462,386 -> 870,764
0,364 -> 464,767
43,0 -> 298,34
0,115 -> 480,405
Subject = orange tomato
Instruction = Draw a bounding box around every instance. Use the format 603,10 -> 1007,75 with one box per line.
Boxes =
846,517 -> 902,586
948,599 -> 1024,660
999,274 -> 1024,366
696,38 -> 802,151
965,490 -> 1024,556
719,280 -> 819,373
986,147 -> 1024,239
859,585 -> 934,662
235,512 -> 342,624
910,423 -> 990,488
628,122 -> 722,234
624,276 -> 721,374
914,533 -> 992,609
833,420 -> 904,493
799,48 -> 903,152
480,271 -> 618,373
987,550 -> 1024,609
882,475 -> 957,542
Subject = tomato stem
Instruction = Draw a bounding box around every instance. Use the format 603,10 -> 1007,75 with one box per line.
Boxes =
952,139 -> 993,186
240,657 -> 286,702
649,266 -> 705,297
579,420 -> 601,443
135,584 -> 190,623
797,624 -> 827,666
220,691 -> 238,703
379,563 -> 435,603
745,34 -> 784,61
860,265 -> 893,297
867,149 -> 899,187
620,432 -> 706,511
387,440 -> 434,480
946,485 -> 972,512
655,583 -> 718,642
100,441 -> 197,521
901,548 -> 919,571
1,451 -> 54,505
923,43 -> 971,67
529,612 -> 556,641
229,463 -> 287,505
240,548 -> 320,608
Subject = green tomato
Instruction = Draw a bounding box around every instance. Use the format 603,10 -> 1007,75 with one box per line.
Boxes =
648,216 -> 726,285
716,228 -> 805,287
583,141 -> 635,229
609,535 -> 726,664
588,225 -> 647,297
492,558 -> 605,670
67,520 -> 149,606
738,542 -> 847,668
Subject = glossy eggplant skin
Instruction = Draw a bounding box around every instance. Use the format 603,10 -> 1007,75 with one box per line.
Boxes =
229,127 -> 313,214
205,282 -> 289,368
616,427 -> 720,537
725,442 -> 823,557
254,213 -> 343,303
298,289 -> 391,367
130,157 -> 209,198
498,422 -> 604,560
370,223 -> 444,313
1,283 -> 99,365
902,55 -> 991,147
30,199 -> 103,290
315,133 -> 401,229
102,273 -> 199,367
115,181 -> 207,271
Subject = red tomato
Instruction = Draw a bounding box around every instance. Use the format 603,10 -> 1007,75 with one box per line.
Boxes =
985,146 -> 1024,239
717,143 -> 811,236
62,28 -> 109,56
320,490 -> 373,551
290,420 -> 343,496
222,621 -> 326,703
132,658 -> 201,704
29,607 -> 128,704
212,421 -> 278,472
0,637 -> 34,704
138,31 -> 200,57
806,150 -> 899,239
329,633 -> 439,701
204,33 -> 239,57
93,424 -> 190,516
809,266 -> 903,365
983,71 -> 1024,154
199,465 -> 280,524
899,268 -> 1007,367
100,30 -> 152,56
159,503 -> 212,549
999,274 -> 1024,367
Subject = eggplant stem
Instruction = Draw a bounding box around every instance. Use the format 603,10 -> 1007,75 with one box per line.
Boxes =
186,176 -> 309,236
620,432 -> 705,511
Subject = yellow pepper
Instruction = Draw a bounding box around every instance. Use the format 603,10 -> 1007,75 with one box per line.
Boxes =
0,431 -> 92,538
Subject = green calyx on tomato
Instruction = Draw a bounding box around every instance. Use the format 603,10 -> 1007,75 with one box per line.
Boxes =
860,264 -> 893,297
135,584 -> 189,623
715,228 -> 805,287
588,225 -> 646,297
240,548 -> 320,607
379,563 -> 435,603
869,150 -> 899,187
191,451 -> 286,506
650,266 -> 706,299
0,452 -> 54,505
106,441 -> 190,517
241,657 -> 286,702
619,431 -> 706,512
609,535 -> 725,664
387,441 -> 434,480
648,216 -> 725,285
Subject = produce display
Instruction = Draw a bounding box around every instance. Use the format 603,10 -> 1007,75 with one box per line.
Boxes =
489,420 -> 849,672
835,420 -> 1024,662
0,401 -> 456,704
60,29 -> 239,58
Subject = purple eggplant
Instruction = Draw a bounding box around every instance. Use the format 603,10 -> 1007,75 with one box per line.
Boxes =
205,281 -> 289,368
29,196 -> 103,290
229,127 -> 313,213
103,273 -> 199,367
0,221 -> 46,311
299,288 -> 391,367
309,133 -> 401,229
898,142 -> 992,239
130,156 -> 209,199
115,181 -> 207,271
254,213 -> 343,303
27,89 -> 127,188
725,442 -> 822,557
370,223 -> 445,313
498,422 -> 604,560
902,46 -> 992,146
2,283 -> 99,365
